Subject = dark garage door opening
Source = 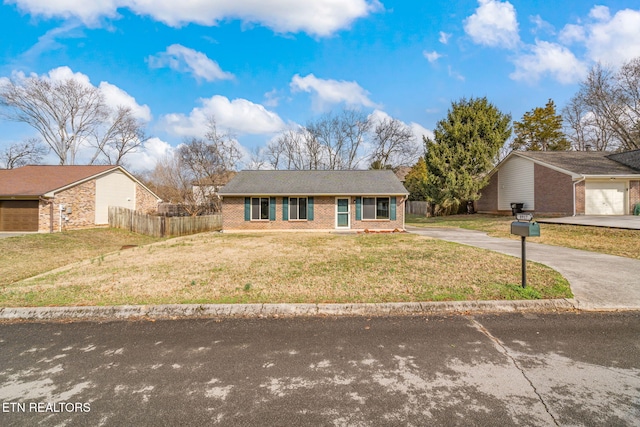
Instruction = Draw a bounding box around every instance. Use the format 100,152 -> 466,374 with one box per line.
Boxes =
0,200 -> 39,232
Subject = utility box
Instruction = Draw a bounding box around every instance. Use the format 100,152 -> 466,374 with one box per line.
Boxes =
511,221 -> 540,237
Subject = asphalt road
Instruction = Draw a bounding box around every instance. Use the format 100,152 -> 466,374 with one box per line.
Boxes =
1,313 -> 639,426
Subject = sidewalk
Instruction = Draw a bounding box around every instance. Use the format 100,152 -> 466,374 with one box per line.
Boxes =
406,226 -> 640,310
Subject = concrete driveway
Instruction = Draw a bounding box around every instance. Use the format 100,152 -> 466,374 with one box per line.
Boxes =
0,232 -> 35,239
537,215 -> 640,229
406,226 -> 640,310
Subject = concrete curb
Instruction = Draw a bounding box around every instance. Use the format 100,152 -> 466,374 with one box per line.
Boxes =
0,299 -> 598,322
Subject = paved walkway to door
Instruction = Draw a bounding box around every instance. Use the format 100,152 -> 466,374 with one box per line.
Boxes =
406,226 -> 640,311
537,215 -> 640,229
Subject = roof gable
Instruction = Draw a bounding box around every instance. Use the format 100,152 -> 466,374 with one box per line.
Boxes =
219,170 -> 409,196
0,165 -> 161,200
498,151 -> 640,177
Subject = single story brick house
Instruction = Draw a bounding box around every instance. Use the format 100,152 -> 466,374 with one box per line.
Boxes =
476,150 -> 640,216
218,170 -> 409,231
0,165 -> 161,232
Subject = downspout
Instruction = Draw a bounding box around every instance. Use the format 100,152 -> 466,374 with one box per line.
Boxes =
573,177 -> 585,216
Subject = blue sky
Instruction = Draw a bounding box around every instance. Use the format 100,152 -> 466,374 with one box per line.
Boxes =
1,0 -> 640,171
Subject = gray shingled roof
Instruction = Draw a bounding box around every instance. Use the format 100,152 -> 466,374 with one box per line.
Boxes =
607,149 -> 640,171
515,151 -> 640,175
218,170 -> 409,196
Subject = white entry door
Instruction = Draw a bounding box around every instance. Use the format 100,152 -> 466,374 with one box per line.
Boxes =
336,198 -> 350,229
585,181 -> 626,215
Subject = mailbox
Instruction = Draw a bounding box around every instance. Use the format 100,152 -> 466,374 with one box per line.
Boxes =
511,221 -> 540,237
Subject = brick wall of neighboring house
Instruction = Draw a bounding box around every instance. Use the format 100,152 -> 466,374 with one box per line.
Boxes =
629,180 -> 640,214
222,196 -> 405,231
476,173 -> 499,213
38,180 -> 97,232
136,184 -> 159,214
534,164 -> 574,215
575,181 -> 585,215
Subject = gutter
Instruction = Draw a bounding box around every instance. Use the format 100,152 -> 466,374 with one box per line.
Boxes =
573,177 -> 585,216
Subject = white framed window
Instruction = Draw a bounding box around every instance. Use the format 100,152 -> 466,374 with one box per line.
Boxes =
251,197 -> 270,220
363,197 -> 390,220
289,197 -> 307,220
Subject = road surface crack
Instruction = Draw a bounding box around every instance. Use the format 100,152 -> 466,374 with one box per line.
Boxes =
471,319 -> 559,426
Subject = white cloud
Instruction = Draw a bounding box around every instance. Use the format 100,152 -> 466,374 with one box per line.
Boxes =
9,66 -> 151,121
589,5 -> 611,21
530,15 -> 554,35
7,0 -> 380,36
510,41 -> 587,84
290,73 -> 379,111
410,122 -> 434,143
125,137 -> 174,172
423,50 -> 443,64
148,44 -> 233,82
439,31 -> 451,44
448,66 -> 465,81
464,0 -> 520,49
558,24 -> 586,44
585,7 -> 640,66
160,95 -> 285,137
98,81 -> 152,121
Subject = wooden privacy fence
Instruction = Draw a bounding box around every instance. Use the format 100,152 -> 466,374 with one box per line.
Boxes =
109,206 -> 222,237
405,201 -> 430,216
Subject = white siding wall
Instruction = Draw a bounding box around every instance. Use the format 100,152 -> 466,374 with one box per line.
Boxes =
95,171 -> 136,224
498,156 -> 535,211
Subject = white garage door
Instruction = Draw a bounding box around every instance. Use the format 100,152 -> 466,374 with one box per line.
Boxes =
585,181 -> 626,215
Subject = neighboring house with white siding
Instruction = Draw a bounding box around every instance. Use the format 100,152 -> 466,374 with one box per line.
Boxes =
0,165 -> 161,232
476,150 -> 640,216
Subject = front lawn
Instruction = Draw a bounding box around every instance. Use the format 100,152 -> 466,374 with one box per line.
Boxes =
407,214 -> 640,260
0,228 -> 165,285
0,231 -> 570,307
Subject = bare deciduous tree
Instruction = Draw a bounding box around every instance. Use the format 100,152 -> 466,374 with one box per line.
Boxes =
146,117 -> 241,215
0,137 -> 48,169
564,59 -> 640,151
368,116 -> 419,168
0,75 -> 147,165
94,106 -> 147,166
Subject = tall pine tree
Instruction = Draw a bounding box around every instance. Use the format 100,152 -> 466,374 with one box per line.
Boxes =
424,97 -> 511,215
511,99 -> 570,151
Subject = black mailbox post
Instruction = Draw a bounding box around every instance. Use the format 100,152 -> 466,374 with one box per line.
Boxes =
510,213 -> 540,288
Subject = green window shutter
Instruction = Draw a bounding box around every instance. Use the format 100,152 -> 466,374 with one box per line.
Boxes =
244,197 -> 250,221
390,197 -> 397,221
308,197 -> 314,221
355,197 -> 362,220
269,197 -> 276,221
282,197 -> 289,221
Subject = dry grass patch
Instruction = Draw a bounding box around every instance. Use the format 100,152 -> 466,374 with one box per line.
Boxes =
1,232 -> 570,307
407,214 -> 640,260
0,228 -> 164,285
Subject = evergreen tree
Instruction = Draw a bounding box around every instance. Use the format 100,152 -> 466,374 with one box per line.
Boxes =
403,157 -> 428,201
511,99 -> 570,151
424,97 -> 511,215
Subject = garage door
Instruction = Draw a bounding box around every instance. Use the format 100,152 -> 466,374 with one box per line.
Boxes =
585,182 -> 626,215
0,200 -> 39,231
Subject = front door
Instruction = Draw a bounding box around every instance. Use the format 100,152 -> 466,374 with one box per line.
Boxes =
336,198 -> 350,229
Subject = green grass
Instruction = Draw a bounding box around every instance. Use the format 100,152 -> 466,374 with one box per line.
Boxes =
407,214 -> 640,260
0,228 -> 164,285
0,231 -> 570,307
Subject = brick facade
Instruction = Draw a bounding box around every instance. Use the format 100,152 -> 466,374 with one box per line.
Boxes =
136,183 -> 161,214
38,180 -> 159,233
574,181 -> 585,215
475,173 -> 499,213
534,163 -> 574,215
627,180 -> 640,214
222,196 -> 405,231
